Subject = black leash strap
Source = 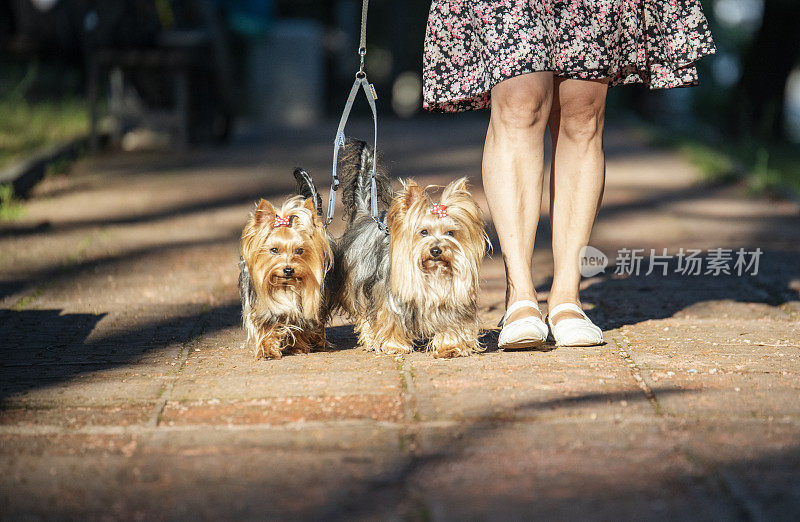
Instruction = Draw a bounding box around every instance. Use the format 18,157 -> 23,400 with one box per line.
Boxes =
327,0 -> 380,227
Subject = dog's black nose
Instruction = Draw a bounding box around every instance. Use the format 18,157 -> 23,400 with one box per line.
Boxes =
283,267 -> 295,277
430,247 -> 442,258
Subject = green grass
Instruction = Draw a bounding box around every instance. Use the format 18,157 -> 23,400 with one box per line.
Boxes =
0,183 -> 25,221
0,95 -> 88,221
0,61 -> 90,221
0,95 -> 88,171
650,130 -> 800,198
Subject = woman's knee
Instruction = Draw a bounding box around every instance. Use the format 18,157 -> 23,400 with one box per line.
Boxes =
554,81 -> 607,143
558,102 -> 605,142
490,75 -> 552,131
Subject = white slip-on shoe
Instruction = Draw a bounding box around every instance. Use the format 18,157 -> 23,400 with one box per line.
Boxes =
547,303 -> 604,347
497,299 -> 549,350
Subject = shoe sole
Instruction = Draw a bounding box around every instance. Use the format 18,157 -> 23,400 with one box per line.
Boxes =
499,337 -> 548,350
553,339 -> 604,347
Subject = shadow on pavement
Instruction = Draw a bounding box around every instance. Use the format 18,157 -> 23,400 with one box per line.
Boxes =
0,184 -> 292,239
538,251 -> 800,331
321,438 -> 799,520
325,324 -> 358,351
0,304 -> 240,402
0,234 -> 240,301
325,323 -> 560,354
319,387 -> 712,520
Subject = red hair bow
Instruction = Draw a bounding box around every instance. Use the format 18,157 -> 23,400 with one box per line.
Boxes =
430,204 -> 447,219
273,216 -> 293,228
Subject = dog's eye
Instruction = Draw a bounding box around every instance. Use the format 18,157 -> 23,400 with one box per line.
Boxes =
420,229 -> 428,237
446,230 -> 455,237
269,247 -> 279,254
294,248 -> 304,255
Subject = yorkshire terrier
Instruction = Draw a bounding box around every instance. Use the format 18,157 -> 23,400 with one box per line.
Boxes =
239,169 -> 333,359
335,139 -> 488,358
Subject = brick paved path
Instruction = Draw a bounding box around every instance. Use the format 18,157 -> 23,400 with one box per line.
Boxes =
2,118 -> 799,520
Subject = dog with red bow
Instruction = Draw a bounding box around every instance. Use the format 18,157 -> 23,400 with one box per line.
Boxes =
335,139 -> 489,357
239,170 -> 333,359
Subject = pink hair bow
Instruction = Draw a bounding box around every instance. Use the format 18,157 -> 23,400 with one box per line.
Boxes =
273,216 -> 293,228
430,204 -> 447,219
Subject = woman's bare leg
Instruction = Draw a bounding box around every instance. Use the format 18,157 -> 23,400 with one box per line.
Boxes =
483,72 -> 554,324
547,78 -> 608,323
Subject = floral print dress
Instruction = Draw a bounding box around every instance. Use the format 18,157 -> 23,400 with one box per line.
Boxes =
422,0 -> 716,112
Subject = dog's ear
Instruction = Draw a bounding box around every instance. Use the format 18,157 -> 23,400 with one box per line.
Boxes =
252,198 -> 277,226
302,197 -> 322,226
440,177 -> 483,232
389,179 -> 425,230
442,177 -> 469,201
398,179 -> 425,211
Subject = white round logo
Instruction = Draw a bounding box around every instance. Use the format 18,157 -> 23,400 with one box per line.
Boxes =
579,245 -> 608,277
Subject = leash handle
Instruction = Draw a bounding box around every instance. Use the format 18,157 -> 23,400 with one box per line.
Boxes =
327,0 -> 379,226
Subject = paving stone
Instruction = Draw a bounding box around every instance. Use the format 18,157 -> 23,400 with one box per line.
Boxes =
620,320 -> 800,375
631,342 -> 800,375
373,421 -> 742,520
143,422 -> 403,452
650,371 -> 800,419
161,395 -> 404,426
0,432 -> 141,456
674,419 -> 800,521
0,449 -> 398,520
172,348 -> 403,401
0,370 -> 166,408
410,350 -> 655,422
0,405 -> 153,428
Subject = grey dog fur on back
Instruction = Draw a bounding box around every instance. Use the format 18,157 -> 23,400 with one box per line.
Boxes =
338,138 -> 393,223
331,139 -> 394,320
